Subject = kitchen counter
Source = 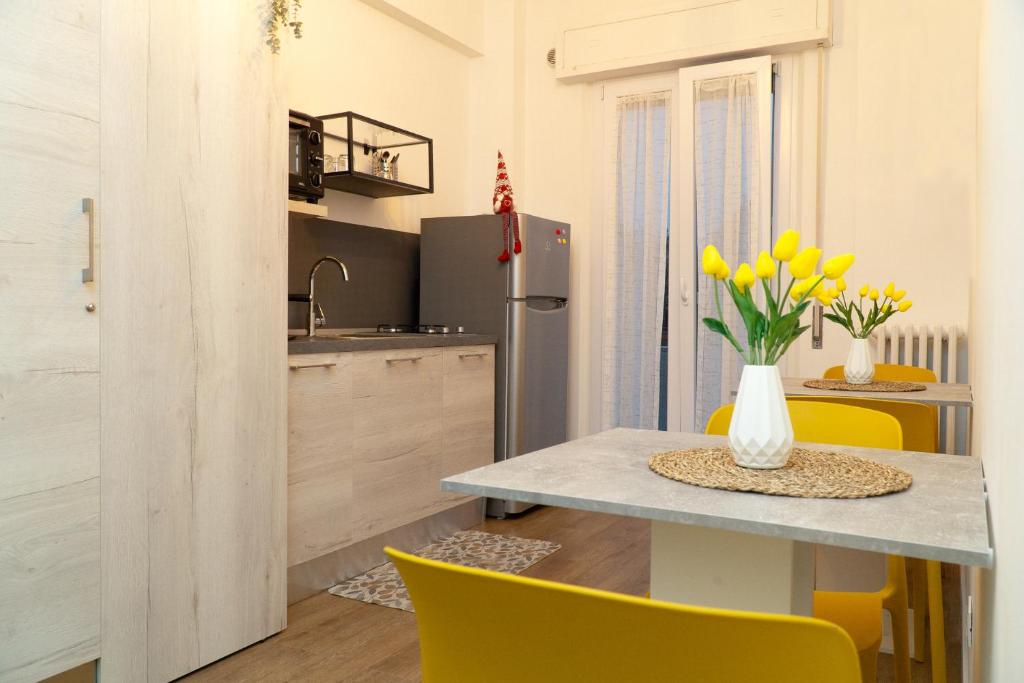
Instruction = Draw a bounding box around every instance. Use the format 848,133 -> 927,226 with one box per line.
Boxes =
288,329 -> 497,355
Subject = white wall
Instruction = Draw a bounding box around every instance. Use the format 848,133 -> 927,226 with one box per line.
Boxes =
516,0 -> 979,433
794,0 -> 978,376
358,0 -> 485,55
973,0 -> 1024,678
288,1 -> 979,437
285,0 -> 516,233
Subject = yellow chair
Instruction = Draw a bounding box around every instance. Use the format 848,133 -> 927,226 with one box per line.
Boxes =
822,365 -> 946,682
824,363 -> 939,384
387,546 -> 861,682
706,400 -> 910,683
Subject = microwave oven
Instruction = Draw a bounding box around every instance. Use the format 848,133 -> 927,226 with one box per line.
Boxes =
289,110 -> 325,202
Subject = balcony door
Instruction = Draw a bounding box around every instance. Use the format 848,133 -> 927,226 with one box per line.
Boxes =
668,56 -> 774,432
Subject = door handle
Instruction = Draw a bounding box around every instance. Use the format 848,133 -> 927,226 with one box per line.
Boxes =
82,198 -> 95,283
458,352 -> 489,359
386,356 -> 422,364
812,303 -> 823,349
289,362 -> 337,370
522,296 -> 568,311
680,274 -> 689,306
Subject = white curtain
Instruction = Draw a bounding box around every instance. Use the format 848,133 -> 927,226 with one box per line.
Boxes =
602,92 -> 671,430
693,74 -> 762,430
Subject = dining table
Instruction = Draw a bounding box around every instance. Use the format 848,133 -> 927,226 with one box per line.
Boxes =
771,377 -> 975,455
441,428 -> 993,618
779,377 -> 973,408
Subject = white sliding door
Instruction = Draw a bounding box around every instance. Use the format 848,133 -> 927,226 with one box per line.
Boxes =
669,57 -> 774,432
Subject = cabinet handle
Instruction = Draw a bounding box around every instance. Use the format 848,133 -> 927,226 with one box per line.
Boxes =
458,352 -> 488,359
289,362 -> 337,370
82,198 -> 95,283
386,356 -> 422,364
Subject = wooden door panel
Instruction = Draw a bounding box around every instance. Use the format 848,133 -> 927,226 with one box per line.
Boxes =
350,349 -> 444,541
441,346 -> 495,503
288,355 -> 353,567
0,1 -> 100,680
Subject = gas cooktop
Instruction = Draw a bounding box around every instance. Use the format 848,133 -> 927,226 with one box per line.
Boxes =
376,324 -> 455,335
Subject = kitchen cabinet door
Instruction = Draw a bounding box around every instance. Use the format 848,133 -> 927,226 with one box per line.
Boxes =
441,346 -> 495,502
0,1 -> 100,680
288,355 -> 354,567
350,348 -> 444,541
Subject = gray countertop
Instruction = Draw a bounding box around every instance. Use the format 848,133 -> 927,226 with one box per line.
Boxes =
442,428 -> 993,567
288,329 -> 497,355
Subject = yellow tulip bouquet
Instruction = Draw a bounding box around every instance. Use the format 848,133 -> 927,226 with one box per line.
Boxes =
821,280 -> 913,339
701,229 -> 854,365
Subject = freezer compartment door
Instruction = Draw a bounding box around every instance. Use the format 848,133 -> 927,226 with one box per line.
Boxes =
506,297 -> 569,460
512,214 -> 571,299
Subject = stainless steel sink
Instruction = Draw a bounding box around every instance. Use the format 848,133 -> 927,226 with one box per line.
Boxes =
334,332 -> 418,338
288,332 -> 418,341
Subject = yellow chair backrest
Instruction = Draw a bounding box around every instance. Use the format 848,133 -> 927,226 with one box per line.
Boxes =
706,400 -> 904,451
387,547 -> 861,683
822,363 -> 939,452
824,363 -> 938,383
788,397 -> 936,453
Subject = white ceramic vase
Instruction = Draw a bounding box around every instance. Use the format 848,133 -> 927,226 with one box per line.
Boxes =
728,365 -> 794,469
844,337 -> 875,384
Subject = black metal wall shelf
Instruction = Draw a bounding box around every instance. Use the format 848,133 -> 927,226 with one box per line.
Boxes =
318,112 -> 433,199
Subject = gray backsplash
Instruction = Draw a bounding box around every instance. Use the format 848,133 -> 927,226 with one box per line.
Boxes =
289,214 -> 419,330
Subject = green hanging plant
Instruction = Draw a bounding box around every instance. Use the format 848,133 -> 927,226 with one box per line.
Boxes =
267,0 -> 303,53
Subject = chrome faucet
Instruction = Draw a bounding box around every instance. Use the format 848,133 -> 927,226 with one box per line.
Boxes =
288,256 -> 349,337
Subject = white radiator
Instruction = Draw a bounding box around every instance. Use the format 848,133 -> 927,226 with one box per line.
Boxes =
871,325 -> 969,454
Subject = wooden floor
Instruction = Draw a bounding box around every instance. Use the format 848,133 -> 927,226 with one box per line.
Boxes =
180,506 -> 959,682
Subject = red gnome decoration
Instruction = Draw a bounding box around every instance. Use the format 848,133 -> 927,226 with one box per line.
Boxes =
493,150 -> 521,262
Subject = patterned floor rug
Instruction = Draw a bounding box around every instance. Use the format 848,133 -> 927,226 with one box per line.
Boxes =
328,530 -> 561,612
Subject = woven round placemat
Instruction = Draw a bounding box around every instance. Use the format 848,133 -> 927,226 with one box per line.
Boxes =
648,447 -> 912,499
803,378 -> 926,392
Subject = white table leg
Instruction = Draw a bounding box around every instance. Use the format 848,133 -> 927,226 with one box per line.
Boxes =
650,521 -> 815,616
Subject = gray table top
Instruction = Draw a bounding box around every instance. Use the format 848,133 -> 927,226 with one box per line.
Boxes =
781,377 -> 973,407
442,428 -> 992,567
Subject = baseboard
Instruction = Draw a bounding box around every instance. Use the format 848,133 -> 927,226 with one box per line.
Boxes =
286,499 -> 485,604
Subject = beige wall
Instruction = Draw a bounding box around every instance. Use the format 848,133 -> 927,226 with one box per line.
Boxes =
285,0 -> 517,233
359,0 -> 485,55
797,0 -> 978,376
973,0 -> 1024,678
290,1 -> 979,437
517,0 -> 979,430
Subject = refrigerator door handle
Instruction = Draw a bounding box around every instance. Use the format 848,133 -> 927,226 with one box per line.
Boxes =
518,295 -> 568,311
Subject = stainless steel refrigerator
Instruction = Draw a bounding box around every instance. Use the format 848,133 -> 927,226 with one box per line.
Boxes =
420,214 -> 570,517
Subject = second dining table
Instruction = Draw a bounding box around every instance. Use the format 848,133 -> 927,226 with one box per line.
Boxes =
441,428 -> 992,617
779,376 -> 973,408
761,376 -> 973,454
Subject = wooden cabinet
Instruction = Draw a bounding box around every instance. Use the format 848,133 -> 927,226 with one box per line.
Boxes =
287,345 -> 495,567
441,346 -> 497,504
350,348 -> 444,541
288,354 -> 353,567
0,1 -> 100,680
3,3 -> 285,680
100,4 -> 288,680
